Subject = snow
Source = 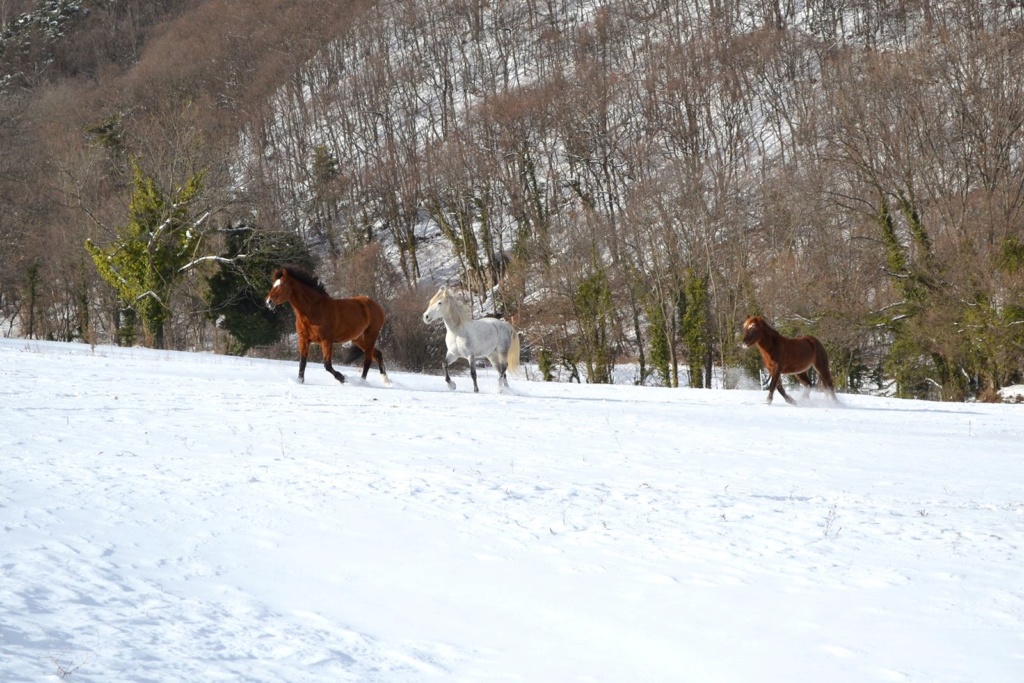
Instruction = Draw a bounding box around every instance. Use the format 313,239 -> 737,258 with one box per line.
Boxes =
2,338 -> 1023,682
1001,385 -> 1024,403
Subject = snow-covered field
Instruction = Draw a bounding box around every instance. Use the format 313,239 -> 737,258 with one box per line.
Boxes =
2,338 -> 1023,682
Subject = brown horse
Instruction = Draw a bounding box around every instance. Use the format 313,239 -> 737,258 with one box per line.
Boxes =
741,316 -> 836,405
265,267 -> 390,385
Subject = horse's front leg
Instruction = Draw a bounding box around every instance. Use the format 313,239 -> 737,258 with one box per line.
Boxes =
322,342 -> 346,384
765,368 -> 786,405
770,370 -> 797,405
443,354 -> 456,391
765,371 -> 776,404
297,336 -> 311,383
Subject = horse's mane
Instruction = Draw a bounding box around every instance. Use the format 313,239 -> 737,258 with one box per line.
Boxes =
450,293 -> 473,324
745,315 -> 776,332
432,287 -> 473,326
275,266 -> 328,296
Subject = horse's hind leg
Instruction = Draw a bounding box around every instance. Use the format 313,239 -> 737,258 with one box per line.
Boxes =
321,342 -> 346,384
359,347 -> 372,379
469,356 -> 480,393
795,371 -> 813,401
491,354 -> 509,389
815,361 -> 838,402
354,334 -> 389,383
370,347 -> 390,384
364,347 -> 391,386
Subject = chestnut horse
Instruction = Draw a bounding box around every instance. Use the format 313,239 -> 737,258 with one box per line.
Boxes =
265,267 -> 390,386
741,316 -> 836,405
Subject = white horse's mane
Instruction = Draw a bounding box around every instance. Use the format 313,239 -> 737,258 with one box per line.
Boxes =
431,287 -> 473,327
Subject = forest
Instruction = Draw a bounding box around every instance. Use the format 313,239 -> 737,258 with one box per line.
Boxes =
2,0 -> 1023,400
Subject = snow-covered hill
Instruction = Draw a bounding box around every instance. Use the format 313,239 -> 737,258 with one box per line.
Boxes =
2,339 -> 1023,681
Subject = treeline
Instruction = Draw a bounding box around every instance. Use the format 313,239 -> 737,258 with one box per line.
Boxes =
0,0 -> 374,352
3,0 -> 1024,400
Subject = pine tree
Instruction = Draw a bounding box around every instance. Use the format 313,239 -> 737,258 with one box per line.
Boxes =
204,227 -> 314,355
86,158 -> 206,348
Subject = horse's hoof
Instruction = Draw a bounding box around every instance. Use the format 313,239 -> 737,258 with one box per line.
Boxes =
446,380 -> 456,391
382,375 -> 393,387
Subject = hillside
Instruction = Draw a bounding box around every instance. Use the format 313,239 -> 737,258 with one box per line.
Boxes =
2,1 -> 1024,400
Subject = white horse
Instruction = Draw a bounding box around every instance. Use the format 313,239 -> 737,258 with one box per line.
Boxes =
422,287 -> 520,392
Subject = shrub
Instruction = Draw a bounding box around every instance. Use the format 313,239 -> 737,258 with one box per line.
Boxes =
385,286 -> 446,372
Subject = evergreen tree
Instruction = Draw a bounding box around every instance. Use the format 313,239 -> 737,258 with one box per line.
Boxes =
681,270 -> 711,389
86,158 -> 207,348
574,269 -> 615,384
205,227 -> 314,355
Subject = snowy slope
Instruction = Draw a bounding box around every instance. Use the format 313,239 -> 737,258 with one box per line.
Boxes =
2,338 -> 1023,682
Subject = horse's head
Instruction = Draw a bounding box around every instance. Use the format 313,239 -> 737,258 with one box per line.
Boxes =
741,316 -> 765,347
265,269 -> 292,309
423,287 -> 450,324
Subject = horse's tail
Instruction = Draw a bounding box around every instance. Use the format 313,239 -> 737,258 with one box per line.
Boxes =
506,326 -> 521,375
813,336 -> 837,394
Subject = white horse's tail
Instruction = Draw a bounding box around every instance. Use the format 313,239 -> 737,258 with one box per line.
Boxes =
506,327 -> 521,375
